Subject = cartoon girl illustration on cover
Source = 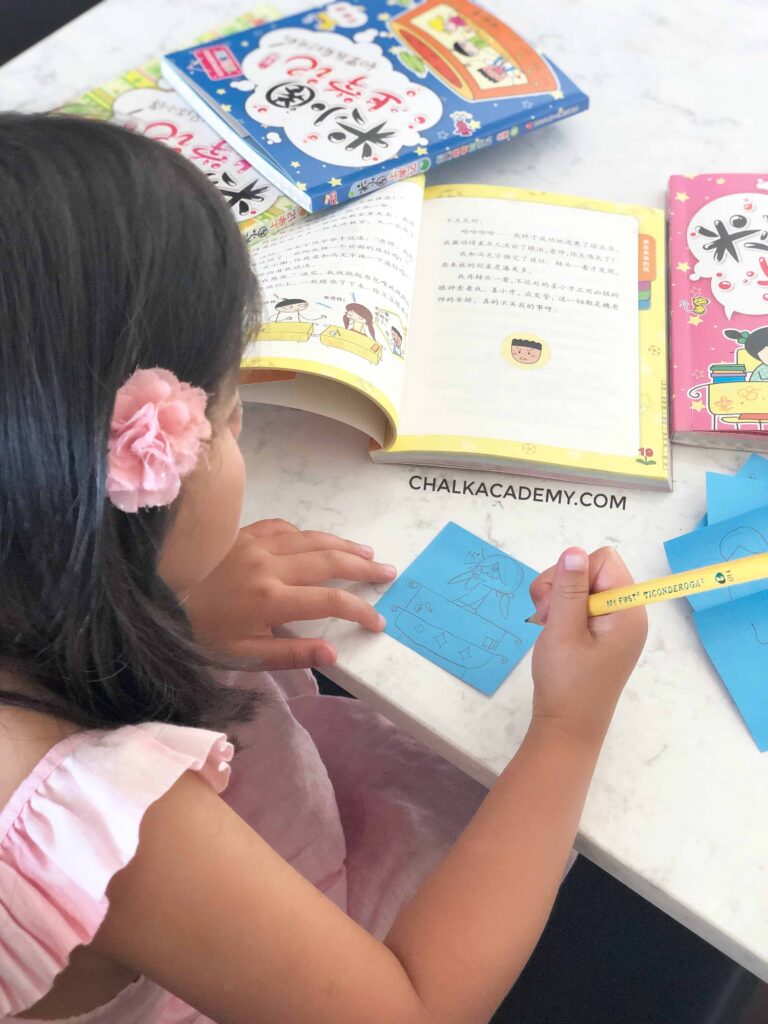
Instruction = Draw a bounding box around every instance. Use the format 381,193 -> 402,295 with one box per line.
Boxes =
726,325 -> 768,382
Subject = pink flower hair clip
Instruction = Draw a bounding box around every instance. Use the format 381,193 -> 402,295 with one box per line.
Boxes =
106,368 -> 211,513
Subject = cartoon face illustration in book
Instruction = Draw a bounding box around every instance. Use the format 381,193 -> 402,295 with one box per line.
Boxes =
343,302 -> 377,338
501,333 -> 549,369
374,307 -> 406,356
509,338 -> 542,365
688,192 -> 768,319
110,86 -> 280,221
237,28 -> 443,167
270,298 -> 326,323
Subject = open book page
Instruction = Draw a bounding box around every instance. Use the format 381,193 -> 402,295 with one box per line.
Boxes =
241,177 -> 424,444
397,188 -> 641,461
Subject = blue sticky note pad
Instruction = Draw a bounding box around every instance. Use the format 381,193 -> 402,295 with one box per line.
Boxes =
737,454 -> 768,477
376,523 -> 540,695
664,505 -> 768,611
738,454 -> 768,480
696,596 -> 768,751
706,472 -> 768,525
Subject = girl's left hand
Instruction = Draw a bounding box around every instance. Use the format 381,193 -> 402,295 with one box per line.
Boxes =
183,518 -> 395,671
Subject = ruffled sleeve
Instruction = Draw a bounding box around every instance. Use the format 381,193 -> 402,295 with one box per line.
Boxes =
0,722 -> 234,1017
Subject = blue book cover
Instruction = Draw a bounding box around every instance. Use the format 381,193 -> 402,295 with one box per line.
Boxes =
161,0 -> 588,212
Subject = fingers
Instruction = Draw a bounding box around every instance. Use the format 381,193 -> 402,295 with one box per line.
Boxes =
530,547 -> 620,625
272,550 -> 395,586
528,565 -> 555,623
541,548 -> 590,641
229,636 -> 337,671
270,584 -> 386,632
259,529 -> 375,561
588,550 -> 648,643
242,518 -> 301,539
589,546 -> 634,594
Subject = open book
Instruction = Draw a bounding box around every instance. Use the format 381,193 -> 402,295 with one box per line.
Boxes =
240,179 -> 670,489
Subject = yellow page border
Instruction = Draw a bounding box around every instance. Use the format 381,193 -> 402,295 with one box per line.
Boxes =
239,356 -> 399,443
384,184 -> 668,484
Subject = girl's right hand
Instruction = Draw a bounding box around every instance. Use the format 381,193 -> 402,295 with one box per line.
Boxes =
529,547 -> 647,747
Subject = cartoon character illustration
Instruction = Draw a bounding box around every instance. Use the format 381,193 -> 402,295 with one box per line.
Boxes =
343,302 -> 377,339
450,110 -> 477,137
320,301 -> 383,363
679,294 -> 710,316
375,307 -> 407,356
389,0 -> 558,102
448,552 -> 524,621
269,298 -> 325,323
453,39 -> 479,57
726,325 -> 768,381
478,56 -> 526,84
509,337 -> 542,365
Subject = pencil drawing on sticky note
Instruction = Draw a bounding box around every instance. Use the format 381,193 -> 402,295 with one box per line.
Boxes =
719,526 -> 768,561
390,577 -> 520,677
719,526 -> 768,600
376,523 -> 541,695
448,550 -> 524,620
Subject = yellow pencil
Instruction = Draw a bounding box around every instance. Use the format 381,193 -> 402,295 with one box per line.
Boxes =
586,552 -> 768,617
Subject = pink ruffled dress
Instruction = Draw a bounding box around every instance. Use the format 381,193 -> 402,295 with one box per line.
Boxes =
0,669 -> 487,1023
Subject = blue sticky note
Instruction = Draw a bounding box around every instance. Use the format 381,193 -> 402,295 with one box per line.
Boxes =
737,454 -> 768,480
664,505 -> 768,611
706,472 -> 768,525
375,522 -> 540,695
696,595 -> 768,751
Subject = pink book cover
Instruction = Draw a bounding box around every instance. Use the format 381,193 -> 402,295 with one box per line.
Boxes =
669,173 -> 768,448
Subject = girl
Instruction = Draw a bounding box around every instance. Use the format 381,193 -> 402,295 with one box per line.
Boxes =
342,302 -> 377,340
0,112 -> 646,1024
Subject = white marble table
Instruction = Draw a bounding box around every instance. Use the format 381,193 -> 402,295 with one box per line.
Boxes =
3,0 -> 767,983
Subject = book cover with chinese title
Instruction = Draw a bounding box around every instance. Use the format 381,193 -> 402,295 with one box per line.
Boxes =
57,8 -> 306,245
669,174 -> 768,451
161,0 -> 588,212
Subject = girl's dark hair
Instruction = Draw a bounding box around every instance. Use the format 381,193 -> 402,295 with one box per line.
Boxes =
726,326 -> 768,359
343,302 -> 376,339
0,112 -> 261,731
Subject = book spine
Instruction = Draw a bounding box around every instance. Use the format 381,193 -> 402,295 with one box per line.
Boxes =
241,197 -> 306,247
667,175 -> 696,438
307,95 -> 589,211
432,97 -> 589,171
